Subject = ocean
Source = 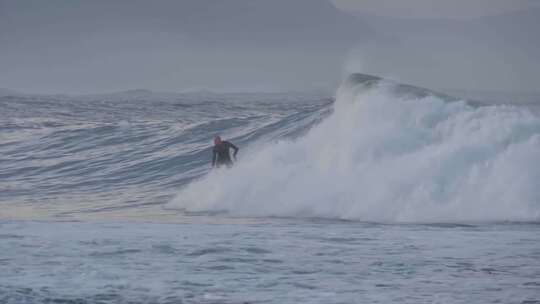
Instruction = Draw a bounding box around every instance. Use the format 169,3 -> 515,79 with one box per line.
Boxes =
1,74 -> 539,303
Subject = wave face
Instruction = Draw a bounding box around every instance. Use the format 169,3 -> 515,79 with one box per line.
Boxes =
0,91 -> 331,218
170,74 -> 540,223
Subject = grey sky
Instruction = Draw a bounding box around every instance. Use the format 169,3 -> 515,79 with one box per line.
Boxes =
343,6 -> 540,93
332,0 -> 537,19
0,0 -> 369,94
0,0 -> 538,94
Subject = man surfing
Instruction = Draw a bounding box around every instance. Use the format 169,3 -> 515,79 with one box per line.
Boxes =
211,136 -> 239,168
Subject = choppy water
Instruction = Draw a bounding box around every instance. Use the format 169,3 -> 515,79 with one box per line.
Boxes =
1,74 -> 540,303
2,220 -> 540,304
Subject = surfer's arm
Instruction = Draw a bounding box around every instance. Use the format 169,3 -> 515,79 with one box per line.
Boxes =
230,143 -> 239,160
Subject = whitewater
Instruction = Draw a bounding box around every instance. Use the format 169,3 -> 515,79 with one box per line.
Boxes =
171,74 -> 540,223
1,74 -> 539,303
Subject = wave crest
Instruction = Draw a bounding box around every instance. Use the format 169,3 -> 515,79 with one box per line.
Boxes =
169,75 -> 540,223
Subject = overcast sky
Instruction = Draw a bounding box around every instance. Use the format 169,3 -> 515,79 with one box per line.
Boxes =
332,0 -> 539,19
0,0 -> 538,94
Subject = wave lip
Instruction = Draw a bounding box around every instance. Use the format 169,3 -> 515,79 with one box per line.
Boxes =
170,74 -> 540,223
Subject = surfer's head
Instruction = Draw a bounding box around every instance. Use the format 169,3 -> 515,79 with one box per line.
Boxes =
214,136 -> 222,145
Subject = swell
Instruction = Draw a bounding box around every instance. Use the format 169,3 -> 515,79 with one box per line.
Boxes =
0,93 -> 330,217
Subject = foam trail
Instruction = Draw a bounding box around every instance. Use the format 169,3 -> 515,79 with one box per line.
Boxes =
170,77 -> 540,223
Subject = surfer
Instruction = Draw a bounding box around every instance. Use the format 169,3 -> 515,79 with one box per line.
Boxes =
212,136 -> 239,168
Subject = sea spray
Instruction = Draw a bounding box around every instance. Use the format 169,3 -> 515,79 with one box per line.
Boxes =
170,76 -> 540,222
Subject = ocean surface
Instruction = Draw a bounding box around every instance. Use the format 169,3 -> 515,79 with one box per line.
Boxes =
1,74 -> 540,303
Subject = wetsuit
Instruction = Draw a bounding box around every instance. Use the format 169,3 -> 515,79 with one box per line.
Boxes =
212,141 -> 239,168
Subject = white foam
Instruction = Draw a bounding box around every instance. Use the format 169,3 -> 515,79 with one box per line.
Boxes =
169,83 -> 540,223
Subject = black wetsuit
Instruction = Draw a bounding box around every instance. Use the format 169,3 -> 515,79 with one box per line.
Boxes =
212,141 -> 239,167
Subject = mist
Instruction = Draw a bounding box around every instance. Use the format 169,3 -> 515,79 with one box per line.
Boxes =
343,8 -> 540,95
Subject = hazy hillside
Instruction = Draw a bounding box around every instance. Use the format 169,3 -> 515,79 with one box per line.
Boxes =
0,88 -> 21,97
0,0 -> 373,47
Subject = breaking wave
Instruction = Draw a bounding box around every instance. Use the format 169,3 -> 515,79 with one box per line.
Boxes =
170,74 -> 540,222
